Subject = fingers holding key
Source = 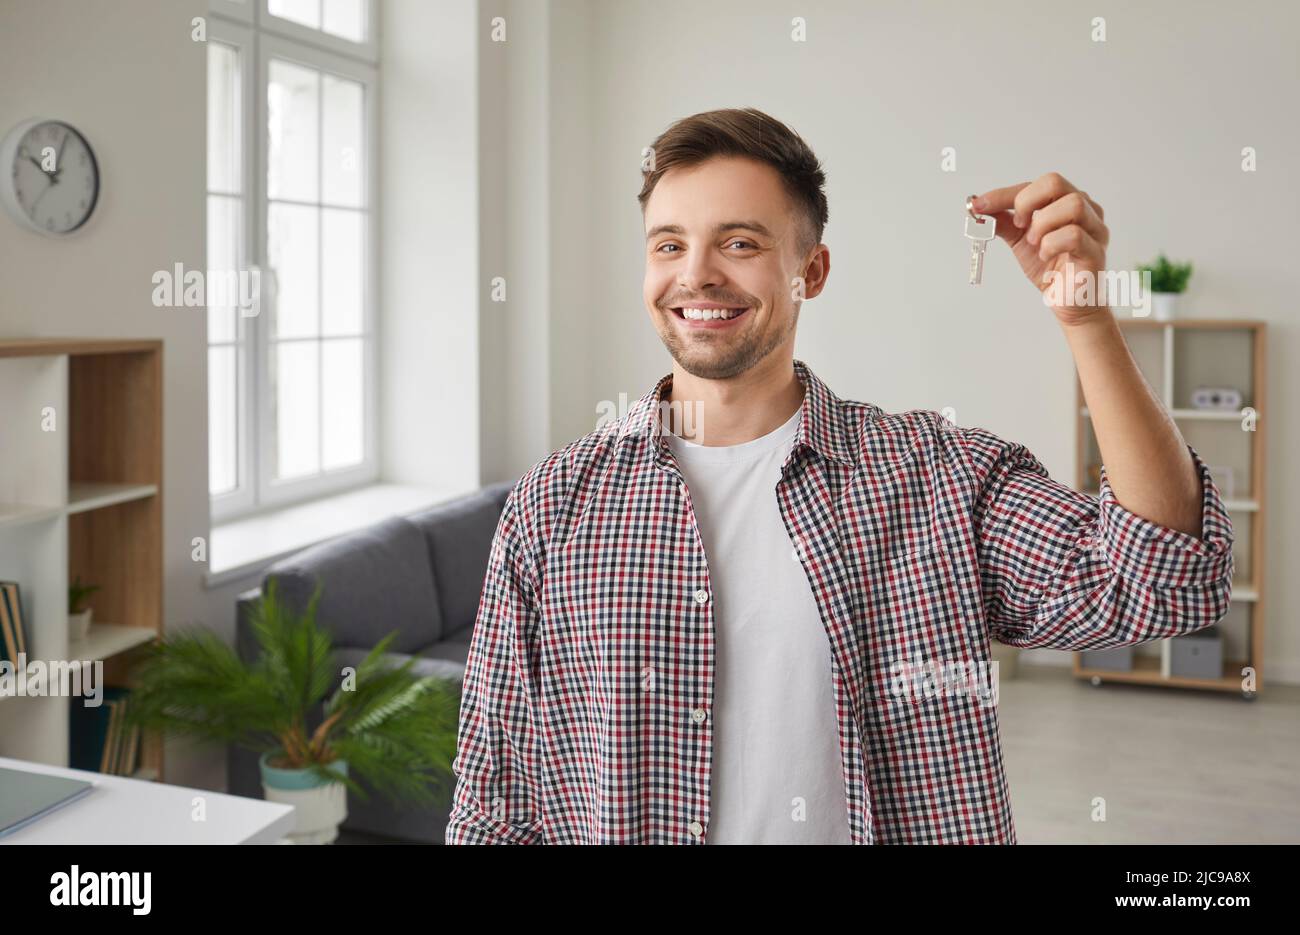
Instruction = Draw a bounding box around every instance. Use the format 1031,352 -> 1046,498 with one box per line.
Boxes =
1024,190 -> 1109,254
971,183 -> 1029,247
1036,224 -> 1106,270
975,173 -> 1108,258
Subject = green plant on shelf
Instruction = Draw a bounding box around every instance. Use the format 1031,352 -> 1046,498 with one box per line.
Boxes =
124,578 -> 461,807
69,576 -> 100,614
1137,253 -> 1193,293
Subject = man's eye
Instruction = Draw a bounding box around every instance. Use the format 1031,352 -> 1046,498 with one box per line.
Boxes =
726,240 -> 755,250
657,243 -> 681,254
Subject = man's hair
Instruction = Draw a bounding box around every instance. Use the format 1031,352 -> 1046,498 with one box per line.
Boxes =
637,107 -> 829,255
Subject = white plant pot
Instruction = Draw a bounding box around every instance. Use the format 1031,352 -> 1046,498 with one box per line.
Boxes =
1151,292 -> 1179,322
260,753 -> 349,845
69,608 -> 93,643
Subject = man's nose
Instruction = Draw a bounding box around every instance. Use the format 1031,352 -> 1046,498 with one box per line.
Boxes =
678,251 -> 725,294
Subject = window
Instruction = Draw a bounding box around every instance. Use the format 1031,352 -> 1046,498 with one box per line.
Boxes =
207,1 -> 377,521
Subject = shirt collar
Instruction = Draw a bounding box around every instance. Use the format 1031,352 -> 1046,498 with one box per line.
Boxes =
616,358 -> 859,466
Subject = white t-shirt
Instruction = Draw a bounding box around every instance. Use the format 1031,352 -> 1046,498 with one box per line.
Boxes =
665,403 -> 852,844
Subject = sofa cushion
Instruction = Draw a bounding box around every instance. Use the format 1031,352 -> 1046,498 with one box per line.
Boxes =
409,483 -> 515,638
418,640 -> 473,668
264,515 -> 444,654
334,646 -> 466,684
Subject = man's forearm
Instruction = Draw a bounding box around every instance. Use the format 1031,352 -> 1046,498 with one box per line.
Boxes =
1062,311 -> 1203,537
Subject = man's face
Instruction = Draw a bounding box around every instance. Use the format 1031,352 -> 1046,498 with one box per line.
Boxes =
642,156 -> 824,381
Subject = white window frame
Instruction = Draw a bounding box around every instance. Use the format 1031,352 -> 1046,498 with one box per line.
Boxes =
208,18 -> 258,520
209,1 -> 379,522
258,0 -> 379,63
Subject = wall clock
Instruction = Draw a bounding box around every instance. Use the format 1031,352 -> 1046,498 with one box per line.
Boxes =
0,118 -> 100,236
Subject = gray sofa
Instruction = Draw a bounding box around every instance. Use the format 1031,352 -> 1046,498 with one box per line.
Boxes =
227,480 -> 516,843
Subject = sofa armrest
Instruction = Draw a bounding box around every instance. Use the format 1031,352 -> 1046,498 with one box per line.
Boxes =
235,587 -> 263,664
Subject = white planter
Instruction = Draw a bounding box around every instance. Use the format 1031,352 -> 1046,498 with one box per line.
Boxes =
260,753 -> 349,845
69,608 -> 93,643
1151,292 -> 1179,321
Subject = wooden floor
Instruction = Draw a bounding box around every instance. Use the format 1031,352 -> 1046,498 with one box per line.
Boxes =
1000,665 -> 1300,844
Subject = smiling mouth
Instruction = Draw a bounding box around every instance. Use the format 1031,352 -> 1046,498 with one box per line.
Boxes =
670,305 -> 751,323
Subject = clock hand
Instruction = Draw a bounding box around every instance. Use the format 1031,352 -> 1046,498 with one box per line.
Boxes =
51,129 -> 71,182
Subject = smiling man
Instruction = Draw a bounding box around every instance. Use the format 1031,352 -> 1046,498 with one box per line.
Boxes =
446,108 -> 1235,845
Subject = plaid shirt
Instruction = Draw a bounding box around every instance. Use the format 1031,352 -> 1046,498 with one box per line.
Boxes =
446,359 -> 1234,844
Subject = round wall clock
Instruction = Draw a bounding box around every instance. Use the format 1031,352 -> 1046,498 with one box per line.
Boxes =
0,118 -> 100,236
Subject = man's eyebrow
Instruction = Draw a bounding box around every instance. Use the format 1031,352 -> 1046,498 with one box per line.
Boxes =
645,220 -> 775,241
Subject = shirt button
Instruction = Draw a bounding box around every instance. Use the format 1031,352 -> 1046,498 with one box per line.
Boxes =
693,588 -> 709,604
691,707 -> 707,724
688,820 -> 704,838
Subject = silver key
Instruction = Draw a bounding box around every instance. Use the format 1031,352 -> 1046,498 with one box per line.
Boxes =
964,205 -> 996,285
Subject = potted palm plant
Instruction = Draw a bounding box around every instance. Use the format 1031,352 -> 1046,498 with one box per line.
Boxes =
1137,253 -> 1193,321
68,575 -> 100,642
125,579 -> 462,844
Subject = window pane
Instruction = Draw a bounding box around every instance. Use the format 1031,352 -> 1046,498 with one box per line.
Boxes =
267,59 -> 319,202
209,346 -> 238,496
321,208 -> 362,335
323,0 -> 366,42
207,194 -> 240,344
275,341 -> 320,480
268,203 -> 319,338
206,41 -> 240,195
322,338 -> 363,469
269,0 -> 320,30
207,41 -> 240,194
322,74 -> 364,207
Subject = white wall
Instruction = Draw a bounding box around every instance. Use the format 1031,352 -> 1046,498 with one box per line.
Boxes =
0,0 -> 215,783
380,0 -> 481,491
527,0 -> 1300,680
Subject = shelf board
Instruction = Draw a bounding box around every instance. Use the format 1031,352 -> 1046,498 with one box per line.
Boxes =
1169,408 -> 1253,421
69,623 -> 157,661
1077,653 -> 1249,691
66,482 -> 158,515
0,502 -> 63,529
1081,406 -> 1253,422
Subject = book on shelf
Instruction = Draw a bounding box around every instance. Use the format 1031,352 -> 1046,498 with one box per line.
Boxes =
69,686 -> 136,775
0,581 -> 29,663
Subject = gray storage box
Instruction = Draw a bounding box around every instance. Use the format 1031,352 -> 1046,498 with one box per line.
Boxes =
1171,627 -> 1223,680
1081,646 -> 1134,672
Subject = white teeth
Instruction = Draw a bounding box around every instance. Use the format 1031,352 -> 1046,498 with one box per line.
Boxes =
680,307 -> 745,320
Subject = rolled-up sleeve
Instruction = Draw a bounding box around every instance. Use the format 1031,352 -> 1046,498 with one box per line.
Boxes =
444,491 -> 544,844
957,426 -> 1235,651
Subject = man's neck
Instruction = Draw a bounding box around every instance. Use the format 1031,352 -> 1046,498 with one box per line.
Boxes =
665,354 -> 804,447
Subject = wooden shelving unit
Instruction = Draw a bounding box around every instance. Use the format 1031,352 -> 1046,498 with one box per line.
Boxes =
0,338 -> 164,779
1072,319 -> 1266,696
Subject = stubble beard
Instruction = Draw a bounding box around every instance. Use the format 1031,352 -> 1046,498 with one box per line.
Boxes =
657,303 -> 798,381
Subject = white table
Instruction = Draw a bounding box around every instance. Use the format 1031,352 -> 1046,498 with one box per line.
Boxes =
0,756 -> 295,844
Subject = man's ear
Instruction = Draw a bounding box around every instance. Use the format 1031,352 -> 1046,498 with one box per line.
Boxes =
799,244 -> 830,301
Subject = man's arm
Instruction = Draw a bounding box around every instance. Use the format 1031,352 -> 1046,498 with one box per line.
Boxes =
1062,312 -> 1203,535
973,173 -> 1204,535
956,425 -> 1234,651
444,491 -> 544,844
959,173 -> 1232,649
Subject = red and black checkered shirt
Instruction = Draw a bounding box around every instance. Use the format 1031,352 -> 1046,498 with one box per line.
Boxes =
446,359 -> 1234,844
